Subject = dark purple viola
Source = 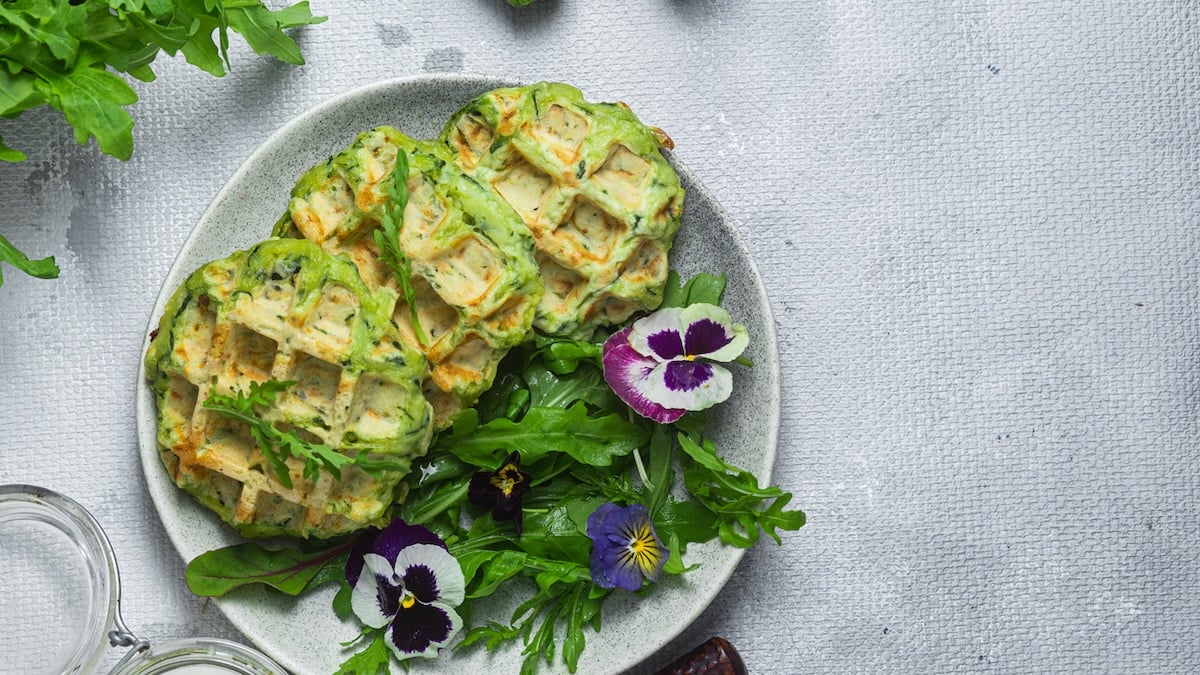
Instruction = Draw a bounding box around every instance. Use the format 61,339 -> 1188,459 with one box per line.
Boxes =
347,518 -> 465,661
602,304 -> 748,423
468,450 -> 532,534
586,502 -> 668,592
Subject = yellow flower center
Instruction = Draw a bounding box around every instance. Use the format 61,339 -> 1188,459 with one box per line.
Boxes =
490,464 -> 524,497
625,523 -> 664,576
401,592 -> 416,609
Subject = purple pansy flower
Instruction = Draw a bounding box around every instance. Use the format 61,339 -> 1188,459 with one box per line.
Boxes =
468,450 -> 532,534
602,303 -> 749,423
586,502 -> 668,591
346,518 -> 465,661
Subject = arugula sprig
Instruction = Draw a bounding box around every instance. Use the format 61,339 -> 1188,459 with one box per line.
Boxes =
373,150 -> 428,346
0,233 -> 59,288
0,1 -> 325,163
202,379 -> 405,488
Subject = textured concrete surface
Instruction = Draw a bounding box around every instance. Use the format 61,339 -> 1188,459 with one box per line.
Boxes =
1,1 -> 1197,673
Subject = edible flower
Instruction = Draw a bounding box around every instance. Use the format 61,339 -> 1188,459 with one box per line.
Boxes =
586,502 -> 667,591
468,450 -> 532,534
602,303 -> 749,423
346,518 -> 465,661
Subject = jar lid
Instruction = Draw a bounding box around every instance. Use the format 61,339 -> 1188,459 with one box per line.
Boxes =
0,485 -> 286,675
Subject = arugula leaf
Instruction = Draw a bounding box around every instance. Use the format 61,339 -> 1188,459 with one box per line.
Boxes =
437,402 -> 649,468
335,630 -> 392,675
523,361 -> 616,411
202,379 -> 406,488
0,1 -> 325,163
660,270 -> 727,309
533,337 -> 603,375
373,149 -> 427,346
678,431 -> 806,547
0,233 -> 59,287
332,580 -> 354,620
518,500 -> 599,563
467,550 -> 528,598
639,425 -> 675,518
225,4 -> 306,65
185,539 -> 353,597
273,2 -> 329,29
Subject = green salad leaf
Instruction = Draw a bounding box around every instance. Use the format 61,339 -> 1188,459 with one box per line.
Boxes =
661,269 -> 727,308
186,539 -> 353,597
0,233 -> 59,288
335,630 -> 392,675
436,403 -> 649,468
0,0 -> 326,163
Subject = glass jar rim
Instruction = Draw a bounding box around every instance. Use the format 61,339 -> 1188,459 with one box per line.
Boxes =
109,637 -> 287,674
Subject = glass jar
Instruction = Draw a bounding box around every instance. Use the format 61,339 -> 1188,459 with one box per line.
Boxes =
0,485 -> 286,675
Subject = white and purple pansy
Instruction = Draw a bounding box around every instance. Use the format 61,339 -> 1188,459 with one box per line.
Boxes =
602,303 -> 749,423
346,518 -> 466,661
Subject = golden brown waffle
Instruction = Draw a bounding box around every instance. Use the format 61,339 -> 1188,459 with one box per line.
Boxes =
275,127 -> 542,428
439,82 -> 685,337
145,238 -> 433,539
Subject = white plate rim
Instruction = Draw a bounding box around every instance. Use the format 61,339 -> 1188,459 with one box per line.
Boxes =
135,73 -> 781,675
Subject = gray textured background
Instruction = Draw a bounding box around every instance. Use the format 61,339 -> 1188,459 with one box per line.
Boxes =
1,1 -> 1197,673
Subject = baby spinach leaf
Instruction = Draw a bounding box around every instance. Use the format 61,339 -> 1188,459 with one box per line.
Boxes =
653,496 -> 719,550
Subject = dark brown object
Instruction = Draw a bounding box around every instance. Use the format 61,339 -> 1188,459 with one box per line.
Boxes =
655,637 -> 748,675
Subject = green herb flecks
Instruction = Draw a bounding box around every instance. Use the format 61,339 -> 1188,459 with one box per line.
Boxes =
0,233 -> 59,287
0,1 -> 325,163
202,379 -> 405,488
373,150 -> 428,346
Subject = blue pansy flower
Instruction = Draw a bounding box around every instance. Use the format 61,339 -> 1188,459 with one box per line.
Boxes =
586,502 -> 668,591
602,303 -> 748,423
346,518 -> 465,661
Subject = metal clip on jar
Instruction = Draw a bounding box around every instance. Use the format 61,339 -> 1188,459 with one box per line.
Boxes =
0,484 -> 288,674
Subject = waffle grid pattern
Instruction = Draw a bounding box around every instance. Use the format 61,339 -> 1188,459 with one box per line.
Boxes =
282,127 -> 541,426
147,240 -> 430,538
441,83 -> 684,337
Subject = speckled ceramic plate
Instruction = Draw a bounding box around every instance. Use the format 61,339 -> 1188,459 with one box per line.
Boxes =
136,75 -> 780,675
